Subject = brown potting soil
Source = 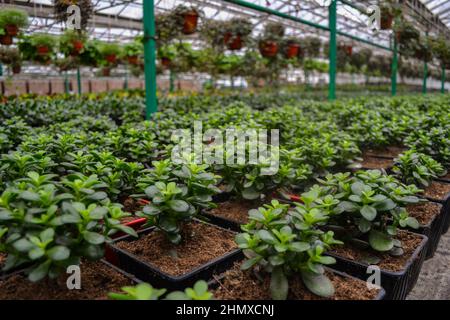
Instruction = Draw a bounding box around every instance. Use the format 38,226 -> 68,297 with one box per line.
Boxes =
364,146 -> 406,159
359,156 -> 393,169
422,181 -> 450,201
122,197 -> 141,213
208,200 -> 262,224
331,231 -> 423,272
441,172 -> 450,180
115,222 -> 238,276
0,252 -> 5,268
0,261 -> 134,300
212,263 -> 380,300
406,202 -> 442,226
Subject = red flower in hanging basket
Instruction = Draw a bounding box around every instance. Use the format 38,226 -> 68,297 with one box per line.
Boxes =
161,57 -> 171,68
380,14 -> 394,30
12,65 -> 21,74
259,41 -> 279,58
36,45 -> 50,56
182,11 -> 199,35
285,43 -> 300,59
105,54 -> 117,64
0,35 -> 13,46
224,33 -> 243,51
127,55 -> 139,65
5,24 -> 19,37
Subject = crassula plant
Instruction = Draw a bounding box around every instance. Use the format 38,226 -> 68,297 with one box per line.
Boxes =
317,170 -> 420,253
393,150 -> 447,188
236,199 -> 342,300
0,172 -> 137,281
135,156 -> 220,244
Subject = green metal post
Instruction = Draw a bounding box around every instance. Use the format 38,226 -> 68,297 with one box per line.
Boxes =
0,63 -> 3,77
77,67 -> 82,95
124,65 -> 129,90
169,69 -> 175,93
328,0 -> 337,101
391,36 -> 398,96
143,0 -> 158,119
442,66 -> 446,94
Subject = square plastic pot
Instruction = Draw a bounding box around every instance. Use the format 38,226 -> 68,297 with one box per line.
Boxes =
106,221 -> 243,291
326,233 -> 428,300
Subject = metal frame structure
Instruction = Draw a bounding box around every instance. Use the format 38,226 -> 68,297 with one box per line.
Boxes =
1,0 -> 449,117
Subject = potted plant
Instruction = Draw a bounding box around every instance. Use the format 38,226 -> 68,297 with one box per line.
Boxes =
0,8 -> 28,37
379,0 -> 402,30
31,33 -> 56,57
223,18 -> 253,51
155,12 -> 180,46
303,36 -> 322,58
99,42 -> 122,65
78,39 -> 101,67
259,22 -> 285,58
53,0 -> 93,31
157,45 -> 177,68
123,40 -> 143,65
59,29 -> 87,57
172,5 -> 201,35
283,37 -> 301,59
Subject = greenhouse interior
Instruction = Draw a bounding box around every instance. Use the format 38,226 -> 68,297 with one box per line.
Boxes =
0,0 -> 450,304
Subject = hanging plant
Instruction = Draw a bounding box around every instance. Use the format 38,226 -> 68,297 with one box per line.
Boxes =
78,40 -> 101,67
155,12 -> 180,46
379,0 -> 402,30
53,0 -> 93,31
0,47 -> 21,74
0,8 -> 29,37
98,42 -> 122,65
259,22 -> 285,58
55,56 -> 78,71
414,40 -> 432,62
31,34 -> 56,56
19,34 -> 56,64
172,5 -> 202,35
12,63 -> 21,74
394,19 -> 420,45
430,36 -> 450,67
283,37 -> 301,59
59,29 -> 87,57
123,39 -> 143,65
223,18 -> 253,51
157,45 -> 177,69
303,36 -> 322,57
0,33 -> 13,46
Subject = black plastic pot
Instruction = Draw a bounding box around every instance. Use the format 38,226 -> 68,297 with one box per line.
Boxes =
209,267 -> 386,300
406,202 -> 443,259
200,210 -> 242,232
106,221 -> 243,291
420,181 -> 450,235
326,232 -> 428,300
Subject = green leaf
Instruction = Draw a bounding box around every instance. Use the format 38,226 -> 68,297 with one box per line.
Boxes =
28,260 -> 51,282
242,187 -> 260,200
405,217 -> 419,229
301,270 -> 335,298
258,230 -> 277,244
270,267 -> 289,300
83,231 -> 105,245
241,256 -> 262,270
360,205 -> 377,221
168,200 -> 189,212
47,246 -> 70,261
369,230 -> 394,252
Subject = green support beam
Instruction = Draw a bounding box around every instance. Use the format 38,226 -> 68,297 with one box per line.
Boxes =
0,63 -> 3,77
442,66 -> 446,94
64,71 -> 70,94
422,60 -> 428,94
169,69 -> 175,93
76,67 -> 82,95
143,0 -> 158,120
391,36 -> 398,96
329,0 -> 337,101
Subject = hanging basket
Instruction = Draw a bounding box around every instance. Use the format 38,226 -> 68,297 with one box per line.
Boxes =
182,11 -> 199,35
285,43 -> 300,59
224,33 -> 243,51
0,35 -> 13,46
259,41 -> 279,58
380,14 -> 394,30
36,45 -> 50,56
70,40 -> 84,56
127,55 -> 139,65
5,24 -> 19,37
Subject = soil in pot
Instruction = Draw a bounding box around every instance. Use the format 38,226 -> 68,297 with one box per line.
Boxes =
0,261 -> 134,300
406,202 -> 442,226
114,222 -> 237,277
331,231 -> 422,272
0,252 -> 6,268
364,145 -> 406,158
212,263 -> 381,300
208,199 -> 264,224
127,55 -> 139,65
422,181 -> 450,201
359,155 -> 393,169
441,173 -> 450,181
37,46 -> 49,56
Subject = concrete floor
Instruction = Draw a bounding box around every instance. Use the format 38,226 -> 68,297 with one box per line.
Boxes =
408,230 -> 450,300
